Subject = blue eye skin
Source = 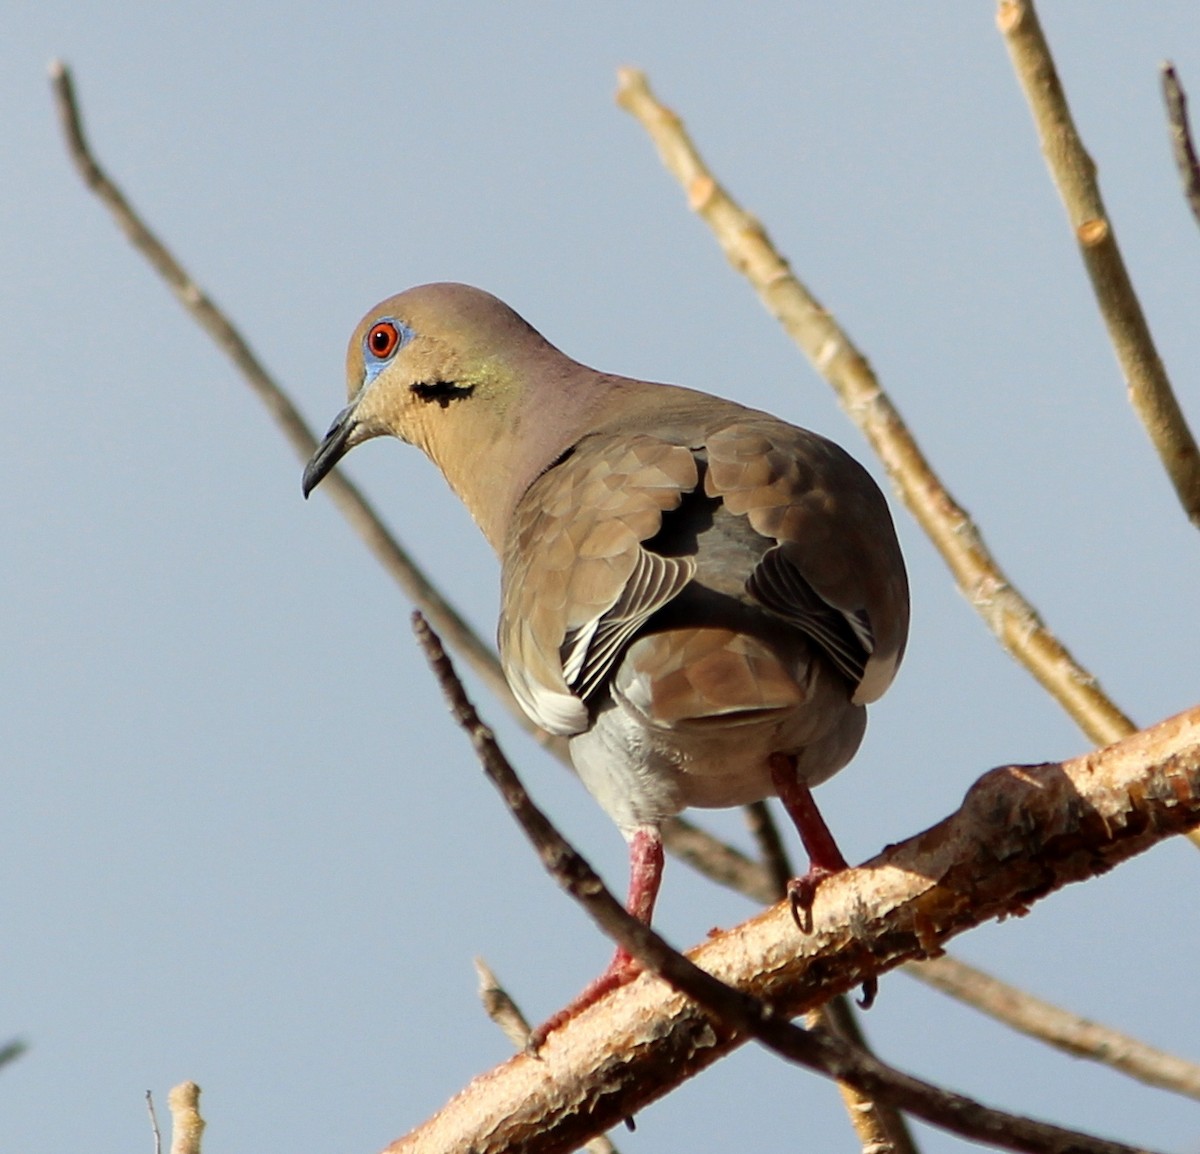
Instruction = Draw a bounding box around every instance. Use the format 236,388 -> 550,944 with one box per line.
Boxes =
362,318 -> 413,384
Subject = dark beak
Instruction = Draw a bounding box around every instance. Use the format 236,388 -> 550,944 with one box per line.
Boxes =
302,402 -> 359,498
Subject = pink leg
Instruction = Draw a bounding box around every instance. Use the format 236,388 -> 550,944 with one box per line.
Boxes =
770,753 -> 876,1006
529,826 -> 664,1049
769,753 -> 850,927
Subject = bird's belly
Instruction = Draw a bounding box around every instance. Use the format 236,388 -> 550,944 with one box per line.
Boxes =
568,686 -> 865,835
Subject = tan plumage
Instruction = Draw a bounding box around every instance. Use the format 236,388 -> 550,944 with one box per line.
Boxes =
303,282 -> 909,1032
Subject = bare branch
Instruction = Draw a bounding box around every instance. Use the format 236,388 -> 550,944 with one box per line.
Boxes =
475,956 -> 535,1052
146,1091 -> 162,1154
613,66 -> 1139,753
909,954 -> 1200,1102
409,613 -> 1191,1154
166,1082 -> 204,1154
743,800 -> 792,898
699,803 -> 1200,1109
996,1 -> 1200,529
1161,63 -> 1200,230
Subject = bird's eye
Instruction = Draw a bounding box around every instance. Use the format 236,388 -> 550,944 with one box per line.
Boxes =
367,321 -> 401,359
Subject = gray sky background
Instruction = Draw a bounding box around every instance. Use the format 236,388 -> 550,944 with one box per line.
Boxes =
4,5 -> 1199,1152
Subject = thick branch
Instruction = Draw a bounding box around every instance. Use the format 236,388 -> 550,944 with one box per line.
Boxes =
744,819 -> 1200,1103
614,66 -> 1138,751
997,1 -> 1200,529
407,615 -> 1194,1154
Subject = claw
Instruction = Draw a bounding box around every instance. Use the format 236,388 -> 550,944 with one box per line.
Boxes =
857,976 -> 878,1009
785,864 -> 841,932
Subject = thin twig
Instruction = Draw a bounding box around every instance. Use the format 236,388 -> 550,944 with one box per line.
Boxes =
909,955 -> 1200,1102
997,1 -> 1200,529
614,66 -> 1140,753
475,956 -> 535,1051
819,997 -> 930,1154
745,802 -> 921,1154
743,801 -> 792,898
1161,63 -> 1200,230
146,1091 -> 162,1154
167,1082 -> 204,1154
410,612 -> 1183,1154
475,959 -> 620,1154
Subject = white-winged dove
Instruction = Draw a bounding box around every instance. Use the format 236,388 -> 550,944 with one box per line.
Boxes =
304,283 -> 909,1032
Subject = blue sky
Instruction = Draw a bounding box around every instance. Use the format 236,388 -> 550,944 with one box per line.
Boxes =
3,5 -> 1199,1152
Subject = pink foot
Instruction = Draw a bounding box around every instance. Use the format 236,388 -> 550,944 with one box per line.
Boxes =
769,753 -> 877,1007
527,947 -> 641,1051
785,862 -> 844,933
769,753 -> 850,931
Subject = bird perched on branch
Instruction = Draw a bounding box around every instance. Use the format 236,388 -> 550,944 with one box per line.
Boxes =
303,283 -> 908,1036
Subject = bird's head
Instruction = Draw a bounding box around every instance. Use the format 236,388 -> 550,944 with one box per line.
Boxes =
302,283 -> 588,549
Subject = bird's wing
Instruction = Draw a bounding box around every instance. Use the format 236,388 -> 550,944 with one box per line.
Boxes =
500,433 -> 698,735
704,419 -> 909,704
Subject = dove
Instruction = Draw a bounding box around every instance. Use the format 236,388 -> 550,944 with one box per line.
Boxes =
303,282 -> 909,1033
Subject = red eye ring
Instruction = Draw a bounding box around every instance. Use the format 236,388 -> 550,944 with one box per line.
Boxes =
367,321 -> 401,359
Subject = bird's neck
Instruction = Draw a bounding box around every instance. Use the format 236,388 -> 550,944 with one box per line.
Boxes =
417,358 -> 610,553
420,416 -> 537,551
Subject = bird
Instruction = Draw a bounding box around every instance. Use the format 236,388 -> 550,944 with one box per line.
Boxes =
302,282 -> 909,1036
